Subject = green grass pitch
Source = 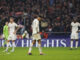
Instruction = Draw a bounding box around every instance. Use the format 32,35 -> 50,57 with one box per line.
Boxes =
0,47 -> 80,60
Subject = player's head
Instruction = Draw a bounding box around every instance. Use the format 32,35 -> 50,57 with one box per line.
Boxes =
10,17 -> 14,23
73,18 -> 77,23
5,21 -> 8,25
37,16 -> 41,21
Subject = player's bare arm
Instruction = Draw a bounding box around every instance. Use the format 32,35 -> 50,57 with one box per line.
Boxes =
13,26 -> 20,34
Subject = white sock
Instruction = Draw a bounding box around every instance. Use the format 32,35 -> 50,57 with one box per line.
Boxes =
38,44 -> 42,53
2,43 -> 4,48
2,40 -> 4,47
28,43 -> 33,53
5,42 -> 9,51
75,41 -> 78,48
9,42 -> 12,47
71,41 -> 73,48
12,42 -> 15,51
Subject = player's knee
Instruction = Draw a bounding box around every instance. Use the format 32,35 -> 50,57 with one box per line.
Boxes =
76,40 -> 78,41
7,40 -> 10,42
32,41 -> 36,44
38,40 -> 41,44
71,39 -> 73,41
12,40 -> 15,42
38,44 -> 41,47
30,43 -> 33,47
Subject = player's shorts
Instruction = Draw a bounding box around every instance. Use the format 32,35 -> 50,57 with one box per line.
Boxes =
8,34 -> 17,40
32,33 -> 41,40
2,34 -> 8,40
71,33 -> 79,40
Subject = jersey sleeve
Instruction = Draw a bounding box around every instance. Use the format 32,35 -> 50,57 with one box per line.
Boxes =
37,23 -> 39,32
35,21 -> 38,28
78,23 -> 80,26
35,20 -> 39,33
71,22 -> 73,26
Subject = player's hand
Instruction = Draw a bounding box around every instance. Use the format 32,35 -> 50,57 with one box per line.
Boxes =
77,31 -> 79,33
37,32 -> 40,34
13,31 -> 16,34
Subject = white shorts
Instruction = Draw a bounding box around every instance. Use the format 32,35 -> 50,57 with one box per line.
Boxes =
71,33 -> 79,40
32,33 -> 41,40
8,34 -> 17,40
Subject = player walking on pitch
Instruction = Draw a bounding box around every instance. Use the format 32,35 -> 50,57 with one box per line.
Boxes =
28,16 -> 44,55
5,17 -> 19,52
70,18 -> 80,49
3,22 -> 11,48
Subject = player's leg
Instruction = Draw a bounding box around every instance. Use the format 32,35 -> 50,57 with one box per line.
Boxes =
2,35 -> 7,48
2,39 -> 5,48
75,33 -> 79,49
5,40 -> 10,52
70,34 -> 74,50
37,33 -> 43,55
4,35 -> 12,52
9,42 -> 12,47
75,40 -> 78,49
11,40 -> 15,52
38,39 -> 43,55
2,39 -> 10,48
70,39 -> 74,49
28,40 -> 36,55
3,37 -> 11,48
10,34 -> 17,52
6,36 -> 12,47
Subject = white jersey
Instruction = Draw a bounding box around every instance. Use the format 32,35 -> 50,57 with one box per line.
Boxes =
71,22 -> 80,33
32,19 -> 39,34
8,22 -> 18,35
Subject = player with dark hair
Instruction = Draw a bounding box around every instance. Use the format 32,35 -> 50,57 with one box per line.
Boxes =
70,18 -> 80,49
28,16 -> 44,55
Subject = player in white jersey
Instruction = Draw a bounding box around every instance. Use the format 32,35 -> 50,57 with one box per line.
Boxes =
28,16 -> 43,55
5,17 -> 19,52
70,19 -> 80,49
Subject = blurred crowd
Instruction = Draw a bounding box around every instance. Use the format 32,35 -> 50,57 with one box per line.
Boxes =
0,0 -> 80,34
